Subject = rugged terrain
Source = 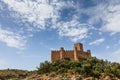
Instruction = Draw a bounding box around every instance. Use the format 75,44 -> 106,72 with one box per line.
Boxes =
0,57 -> 120,80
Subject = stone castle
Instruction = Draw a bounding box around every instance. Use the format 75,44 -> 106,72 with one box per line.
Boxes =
51,43 -> 91,62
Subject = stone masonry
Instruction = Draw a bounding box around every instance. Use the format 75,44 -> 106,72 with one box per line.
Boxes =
51,43 -> 91,62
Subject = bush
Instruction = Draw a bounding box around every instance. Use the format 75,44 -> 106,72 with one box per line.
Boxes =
37,57 -> 120,78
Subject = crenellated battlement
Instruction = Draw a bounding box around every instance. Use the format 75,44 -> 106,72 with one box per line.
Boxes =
51,50 -> 60,53
51,43 -> 91,62
51,50 -> 74,52
65,50 -> 73,52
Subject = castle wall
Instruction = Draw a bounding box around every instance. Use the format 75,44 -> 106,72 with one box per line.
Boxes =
77,51 -> 91,60
51,51 -> 60,62
63,50 -> 74,60
51,43 -> 91,62
77,51 -> 88,59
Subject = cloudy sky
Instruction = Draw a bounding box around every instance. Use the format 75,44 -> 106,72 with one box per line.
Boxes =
0,0 -> 120,70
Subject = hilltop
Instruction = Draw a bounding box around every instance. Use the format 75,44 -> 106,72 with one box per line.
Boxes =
35,57 -> 120,80
0,57 -> 120,80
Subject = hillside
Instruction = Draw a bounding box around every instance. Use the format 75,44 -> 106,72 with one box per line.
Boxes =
0,57 -> 120,80
36,57 -> 120,80
0,69 -> 31,80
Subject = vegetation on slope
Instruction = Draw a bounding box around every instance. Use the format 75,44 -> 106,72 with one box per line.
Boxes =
37,57 -> 120,79
0,57 -> 120,79
0,69 -> 30,80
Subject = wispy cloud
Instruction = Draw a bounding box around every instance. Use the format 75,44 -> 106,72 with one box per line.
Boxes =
89,38 -> 105,45
1,0 -> 92,42
102,4 -> 120,35
0,27 -> 26,50
57,20 -> 91,42
1,0 -> 59,29
1,0 -> 120,42
83,0 -> 120,35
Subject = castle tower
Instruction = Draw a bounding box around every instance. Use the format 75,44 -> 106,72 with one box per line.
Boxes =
60,47 -> 65,59
74,47 -> 78,61
87,50 -> 91,57
74,43 -> 83,51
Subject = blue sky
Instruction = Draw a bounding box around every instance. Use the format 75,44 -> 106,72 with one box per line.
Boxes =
0,0 -> 120,70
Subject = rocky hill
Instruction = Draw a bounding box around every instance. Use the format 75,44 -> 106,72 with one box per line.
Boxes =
0,57 -> 120,80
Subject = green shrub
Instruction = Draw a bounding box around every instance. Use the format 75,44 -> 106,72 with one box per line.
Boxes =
37,57 -> 120,78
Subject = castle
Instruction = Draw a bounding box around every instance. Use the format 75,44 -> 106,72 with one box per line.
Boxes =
51,43 -> 91,62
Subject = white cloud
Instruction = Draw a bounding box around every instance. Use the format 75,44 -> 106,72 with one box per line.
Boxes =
89,38 -> 105,45
1,0 -> 92,42
2,0 -> 120,42
2,0 -> 94,42
85,1 -> 120,35
0,27 -> 26,49
1,0 -> 59,29
100,4 -> 120,35
57,20 -> 90,42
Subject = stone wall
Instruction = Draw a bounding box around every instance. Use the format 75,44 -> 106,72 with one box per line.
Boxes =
51,43 -> 91,62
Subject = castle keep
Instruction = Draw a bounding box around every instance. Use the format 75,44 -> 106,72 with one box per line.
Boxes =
51,43 -> 91,62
